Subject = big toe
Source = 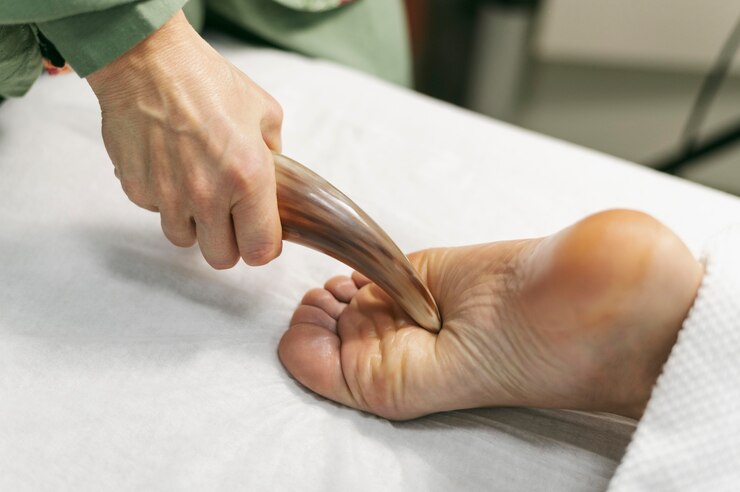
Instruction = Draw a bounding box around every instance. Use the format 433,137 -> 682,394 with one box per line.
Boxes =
280,274 -> 449,420
280,249 -> 496,420
280,285 -> 359,410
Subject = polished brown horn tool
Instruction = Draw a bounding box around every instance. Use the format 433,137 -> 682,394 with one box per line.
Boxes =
273,153 -> 442,333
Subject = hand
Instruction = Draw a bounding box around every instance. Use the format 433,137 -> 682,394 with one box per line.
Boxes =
87,11 -> 283,268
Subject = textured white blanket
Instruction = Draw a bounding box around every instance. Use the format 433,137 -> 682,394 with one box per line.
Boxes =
1,37 -> 739,490
609,227 -> 740,491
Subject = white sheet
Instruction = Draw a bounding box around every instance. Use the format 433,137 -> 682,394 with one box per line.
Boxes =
609,227 -> 740,491
2,37 -> 740,490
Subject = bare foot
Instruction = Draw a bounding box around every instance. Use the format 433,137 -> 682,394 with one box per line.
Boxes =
279,210 -> 703,420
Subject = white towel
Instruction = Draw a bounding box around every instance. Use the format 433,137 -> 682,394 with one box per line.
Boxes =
609,226 -> 740,491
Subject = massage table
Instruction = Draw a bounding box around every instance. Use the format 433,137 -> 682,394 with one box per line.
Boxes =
2,35 -> 740,490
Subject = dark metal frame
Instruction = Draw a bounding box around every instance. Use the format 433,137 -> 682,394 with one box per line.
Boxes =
652,120 -> 740,175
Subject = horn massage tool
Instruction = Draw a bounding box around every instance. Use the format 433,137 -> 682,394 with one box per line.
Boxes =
273,153 -> 442,333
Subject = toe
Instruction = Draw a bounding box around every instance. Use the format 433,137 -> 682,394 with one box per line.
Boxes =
282,246 -> 500,421
290,304 -> 339,332
324,276 -> 358,303
350,271 -> 372,289
278,323 -> 359,410
300,287 -> 346,319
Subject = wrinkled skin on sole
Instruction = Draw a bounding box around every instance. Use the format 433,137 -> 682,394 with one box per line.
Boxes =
279,210 -> 703,421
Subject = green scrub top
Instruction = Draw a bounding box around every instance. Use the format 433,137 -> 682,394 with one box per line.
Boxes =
0,0 -> 410,98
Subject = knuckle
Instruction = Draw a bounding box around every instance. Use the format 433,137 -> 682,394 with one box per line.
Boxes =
224,162 -> 253,190
185,179 -> 215,212
265,97 -> 284,125
120,177 -> 149,206
228,156 -> 271,193
153,179 -> 177,204
157,195 -> 182,217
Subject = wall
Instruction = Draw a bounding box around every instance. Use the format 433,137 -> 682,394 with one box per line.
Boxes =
535,0 -> 740,73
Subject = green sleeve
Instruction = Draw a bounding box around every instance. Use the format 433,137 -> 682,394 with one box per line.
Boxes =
36,0 -> 190,77
206,0 -> 411,86
0,25 -> 43,97
0,1 -> 142,24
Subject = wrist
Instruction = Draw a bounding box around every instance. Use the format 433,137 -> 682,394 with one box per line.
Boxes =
86,10 -> 195,100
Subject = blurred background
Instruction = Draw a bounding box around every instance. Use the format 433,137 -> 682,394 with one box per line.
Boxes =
404,0 -> 740,195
